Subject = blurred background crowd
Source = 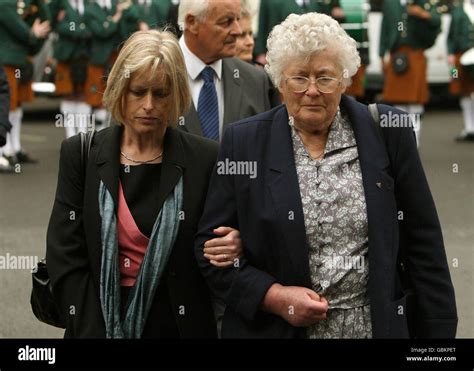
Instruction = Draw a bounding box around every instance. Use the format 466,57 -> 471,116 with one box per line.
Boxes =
0,0 -> 473,175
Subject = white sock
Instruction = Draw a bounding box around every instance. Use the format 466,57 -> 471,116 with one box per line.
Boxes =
60,100 -> 77,138
461,96 -> 474,134
4,109 -> 23,155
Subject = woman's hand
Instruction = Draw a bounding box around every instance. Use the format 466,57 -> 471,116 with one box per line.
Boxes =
261,283 -> 329,327
203,227 -> 242,268
407,5 -> 431,20
331,6 -> 345,21
138,21 -> 149,31
56,9 -> 66,22
112,5 -> 124,23
447,54 -> 456,67
31,18 -> 51,39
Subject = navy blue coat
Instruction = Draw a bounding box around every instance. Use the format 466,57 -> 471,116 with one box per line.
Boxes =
195,95 -> 457,338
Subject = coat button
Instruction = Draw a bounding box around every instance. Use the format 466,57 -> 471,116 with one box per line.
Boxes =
168,269 -> 177,277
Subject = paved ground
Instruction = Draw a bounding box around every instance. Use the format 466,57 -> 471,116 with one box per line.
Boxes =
0,98 -> 472,338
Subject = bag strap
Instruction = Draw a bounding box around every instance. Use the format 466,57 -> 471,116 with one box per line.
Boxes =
79,131 -> 95,179
368,103 -> 384,146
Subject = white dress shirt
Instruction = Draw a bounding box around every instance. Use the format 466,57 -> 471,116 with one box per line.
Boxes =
179,37 -> 225,138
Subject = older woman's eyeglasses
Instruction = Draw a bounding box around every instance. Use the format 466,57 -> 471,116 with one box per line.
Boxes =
284,75 -> 342,94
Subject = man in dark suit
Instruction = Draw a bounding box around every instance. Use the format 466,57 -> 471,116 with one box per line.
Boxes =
0,66 -> 14,173
177,0 -> 277,140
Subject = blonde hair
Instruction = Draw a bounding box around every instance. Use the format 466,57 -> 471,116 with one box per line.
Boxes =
103,30 -> 191,127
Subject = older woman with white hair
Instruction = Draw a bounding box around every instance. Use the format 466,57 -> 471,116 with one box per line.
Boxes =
46,30 -> 241,338
195,13 -> 457,338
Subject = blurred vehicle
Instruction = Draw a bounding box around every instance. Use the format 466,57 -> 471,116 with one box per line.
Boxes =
365,0 -> 455,103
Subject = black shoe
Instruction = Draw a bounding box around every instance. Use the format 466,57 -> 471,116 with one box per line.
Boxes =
455,133 -> 474,142
4,154 -> 19,166
15,150 -> 39,164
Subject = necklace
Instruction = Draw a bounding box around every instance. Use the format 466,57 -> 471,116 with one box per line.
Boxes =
120,150 -> 163,164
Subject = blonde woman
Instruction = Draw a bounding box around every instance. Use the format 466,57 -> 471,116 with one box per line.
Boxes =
46,30 -> 241,338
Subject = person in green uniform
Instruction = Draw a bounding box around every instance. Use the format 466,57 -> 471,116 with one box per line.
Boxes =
134,0 -> 172,30
255,0 -> 344,65
0,0 -> 51,166
448,0 -> 474,141
53,0 -> 93,138
0,66 -> 14,173
48,0 -> 64,29
83,0 -> 138,129
379,0 -> 442,146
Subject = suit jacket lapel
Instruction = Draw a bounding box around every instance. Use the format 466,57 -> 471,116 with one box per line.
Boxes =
222,58 -> 243,130
156,127 -> 186,213
96,125 -> 121,207
96,125 -> 186,215
87,125 -> 121,287
183,104 -> 203,136
267,107 -> 312,287
341,95 -> 394,338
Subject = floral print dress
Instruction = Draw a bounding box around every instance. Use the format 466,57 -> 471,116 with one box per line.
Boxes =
291,108 -> 372,339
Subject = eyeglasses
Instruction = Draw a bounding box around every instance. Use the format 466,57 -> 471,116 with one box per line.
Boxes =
284,75 -> 342,94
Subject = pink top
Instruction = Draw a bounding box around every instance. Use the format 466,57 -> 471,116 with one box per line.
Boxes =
117,182 -> 150,287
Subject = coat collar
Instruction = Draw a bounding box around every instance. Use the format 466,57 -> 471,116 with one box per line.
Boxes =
95,125 -> 186,209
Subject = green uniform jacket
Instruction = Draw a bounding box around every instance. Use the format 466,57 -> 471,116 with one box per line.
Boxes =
84,0 -> 138,65
255,0 -> 341,55
48,0 -> 63,29
0,0 -> 51,66
135,0 -> 171,28
121,0 -> 169,37
447,4 -> 474,54
379,0 -> 441,57
53,0 -> 91,61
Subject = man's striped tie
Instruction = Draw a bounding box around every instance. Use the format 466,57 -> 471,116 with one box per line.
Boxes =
197,67 -> 219,141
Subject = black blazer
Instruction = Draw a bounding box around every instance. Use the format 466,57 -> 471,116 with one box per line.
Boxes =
195,95 -> 458,338
47,125 -> 219,338
180,57 -> 279,137
0,66 -> 11,147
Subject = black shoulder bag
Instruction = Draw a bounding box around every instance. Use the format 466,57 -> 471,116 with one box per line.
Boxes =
30,131 -> 95,328
368,103 -> 416,337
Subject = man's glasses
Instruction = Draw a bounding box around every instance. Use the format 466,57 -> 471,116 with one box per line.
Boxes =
284,75 -> 342,94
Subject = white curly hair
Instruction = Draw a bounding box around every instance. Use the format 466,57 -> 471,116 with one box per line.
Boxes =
265,12 -> 361,88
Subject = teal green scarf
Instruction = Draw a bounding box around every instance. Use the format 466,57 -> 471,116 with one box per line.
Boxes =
98,177 -> 183,338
